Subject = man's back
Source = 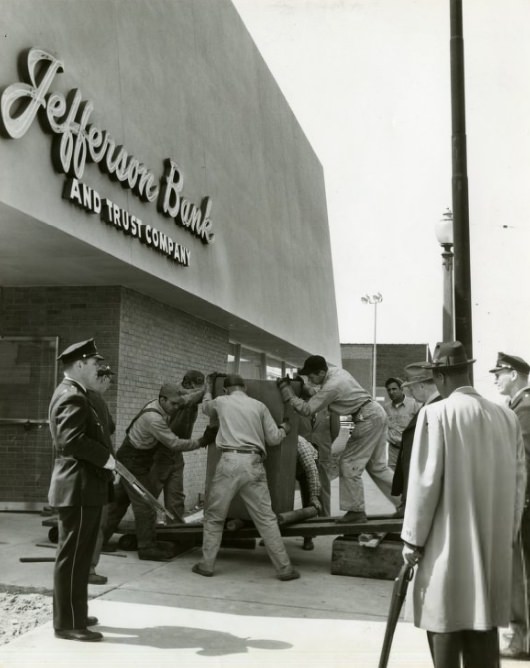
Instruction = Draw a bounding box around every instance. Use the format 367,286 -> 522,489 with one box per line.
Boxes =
403,386 -> 525,632
206,390 -> 283,451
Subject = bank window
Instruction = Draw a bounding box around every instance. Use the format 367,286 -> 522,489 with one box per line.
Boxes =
238,347 -> 264,380
266,356 -> 282,380
226,342 -> 239,374
0,337 -> 58,423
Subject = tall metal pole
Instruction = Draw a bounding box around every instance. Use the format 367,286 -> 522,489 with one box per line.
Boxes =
372,300 -> 378,398
450,0 -> 473,369
361,293 -> 383,398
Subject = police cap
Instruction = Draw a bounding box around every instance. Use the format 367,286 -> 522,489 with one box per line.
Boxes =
489,352 -> 530,376
57,339 -> 104,365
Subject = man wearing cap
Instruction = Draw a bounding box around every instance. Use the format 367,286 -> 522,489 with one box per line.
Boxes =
150,370 -> 207,525
48,339 -> 115,642
490,352 -> 530,660
192,373 -> 300,581
391,363 -> 441,517
104,382 -> 208,561
383,377 -> 421,470
402,341 -> 526,668
87,364 -> 116,585
277,355 -> 398,523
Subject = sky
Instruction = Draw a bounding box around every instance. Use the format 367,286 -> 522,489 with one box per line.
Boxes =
231,0 -> 530,398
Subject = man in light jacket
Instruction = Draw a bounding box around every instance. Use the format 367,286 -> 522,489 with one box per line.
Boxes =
401,341 -> 526,668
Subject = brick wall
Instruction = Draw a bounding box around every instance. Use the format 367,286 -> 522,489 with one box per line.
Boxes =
117,288 -> 228,509
0,286 -> 229,509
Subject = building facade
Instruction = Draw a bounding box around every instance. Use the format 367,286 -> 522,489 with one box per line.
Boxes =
0,0 -> 340,509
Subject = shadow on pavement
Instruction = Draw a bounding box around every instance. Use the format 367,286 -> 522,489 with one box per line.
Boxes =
97,624 -> 292,656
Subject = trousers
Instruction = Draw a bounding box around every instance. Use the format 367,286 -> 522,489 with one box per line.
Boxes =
506,509 -> 530,652
339,400 -> 398,512
427,628 -> 500,668
149,448 -> 185,523
104,441 -> 158,550
199,452 -> 293,575
54,505 -> 102,630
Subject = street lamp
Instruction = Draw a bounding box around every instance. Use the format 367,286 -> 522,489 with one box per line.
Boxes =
434,208 -> 455,342
361,292 -> 383,398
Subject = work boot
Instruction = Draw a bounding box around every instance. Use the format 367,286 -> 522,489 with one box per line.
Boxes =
192,563 -> 214,577
138,547 -> 173,561
335,511 -> 367,524
88,572 -> 108,585
278,569 -> 300,581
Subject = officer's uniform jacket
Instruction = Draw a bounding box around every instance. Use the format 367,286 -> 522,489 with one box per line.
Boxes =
48,378 -> 113,507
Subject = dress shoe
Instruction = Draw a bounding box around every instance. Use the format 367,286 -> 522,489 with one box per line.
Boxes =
278,569 -> 300,581
101,543 -> 117,553
302,537 -> 314,551
88,573 -> 108,585
54,628 -> 103,642
392,506 -> 405,519
335,511 -> 367,524
86,616 -> 98,626
192,563 -> 214,577
138,547 -> 172,561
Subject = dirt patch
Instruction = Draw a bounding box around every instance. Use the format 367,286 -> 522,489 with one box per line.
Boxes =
0,588 -> 53,645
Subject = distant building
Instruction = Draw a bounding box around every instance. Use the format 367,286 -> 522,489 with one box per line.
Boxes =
341,343 -> 431,400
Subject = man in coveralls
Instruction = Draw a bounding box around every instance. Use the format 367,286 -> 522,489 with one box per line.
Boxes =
104,383 -> 209,561
48,339 -> 115,642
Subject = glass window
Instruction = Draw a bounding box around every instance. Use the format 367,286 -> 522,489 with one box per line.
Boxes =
238,347 -> 264,380
226,342 -> 239,374
0,337 -> 58,420
265,356 -> 282,380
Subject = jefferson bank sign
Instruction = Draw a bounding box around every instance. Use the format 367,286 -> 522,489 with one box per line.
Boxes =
0,48 -> 216,267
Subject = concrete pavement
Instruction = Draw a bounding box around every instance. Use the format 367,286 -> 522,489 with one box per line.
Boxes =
0,476 -> 523,667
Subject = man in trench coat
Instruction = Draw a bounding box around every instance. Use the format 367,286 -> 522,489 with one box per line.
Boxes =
401,341 -> 527,668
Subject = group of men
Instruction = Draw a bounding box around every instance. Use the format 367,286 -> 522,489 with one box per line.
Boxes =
46,336 -> 530,666
277,344 -> 529,667
46,339 -> 217,641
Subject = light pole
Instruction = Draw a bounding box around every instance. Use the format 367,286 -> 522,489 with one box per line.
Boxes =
434,208 -> 455,342
361,292 -> 383,398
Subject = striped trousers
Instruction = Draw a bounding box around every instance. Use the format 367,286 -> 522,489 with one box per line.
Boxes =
54,506 -> 102,630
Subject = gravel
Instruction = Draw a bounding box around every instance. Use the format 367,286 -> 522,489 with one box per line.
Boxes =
0,589 -> 53,645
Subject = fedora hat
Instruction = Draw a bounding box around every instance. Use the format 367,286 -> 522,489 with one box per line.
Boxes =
401,362 -> 433,387
422,341 -> 475,370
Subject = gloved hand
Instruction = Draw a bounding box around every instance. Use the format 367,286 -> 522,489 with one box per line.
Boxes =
276,377 -> 295,402
103,454 -> 116,470
279,418 -> 291,435
205,372 -> 217,391
310,496 -> 322,514
198,424 -> 219,448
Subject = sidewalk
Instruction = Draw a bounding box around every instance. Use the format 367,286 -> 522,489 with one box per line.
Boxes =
0,476 -> 511,668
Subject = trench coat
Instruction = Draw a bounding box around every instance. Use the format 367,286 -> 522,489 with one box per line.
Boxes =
402,386 -> 527,633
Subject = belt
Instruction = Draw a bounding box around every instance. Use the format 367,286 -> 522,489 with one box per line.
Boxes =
351,399 -> 373,422
220,448 -> 261,455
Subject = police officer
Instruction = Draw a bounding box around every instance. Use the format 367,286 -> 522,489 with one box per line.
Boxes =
490,352 -> 530,660
48,339 -> 115,642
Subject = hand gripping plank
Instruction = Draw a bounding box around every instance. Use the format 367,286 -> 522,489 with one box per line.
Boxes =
115,460 -> 175,521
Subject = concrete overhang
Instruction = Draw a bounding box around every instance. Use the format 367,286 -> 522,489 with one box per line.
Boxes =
0,203 -> 308,366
